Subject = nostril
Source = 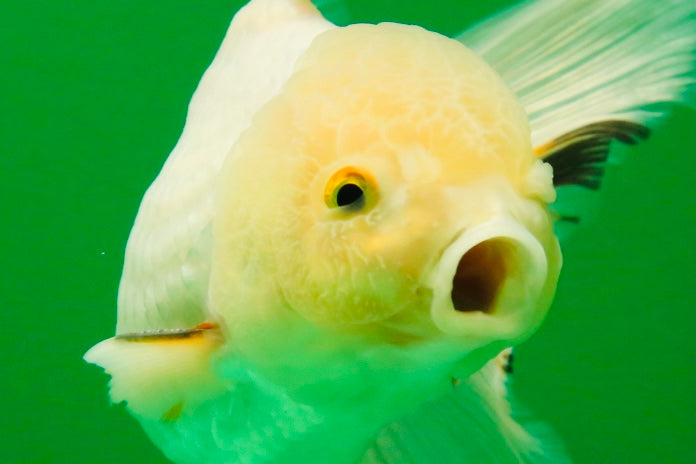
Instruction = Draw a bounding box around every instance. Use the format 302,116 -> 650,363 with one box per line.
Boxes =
451,239 -> 509,314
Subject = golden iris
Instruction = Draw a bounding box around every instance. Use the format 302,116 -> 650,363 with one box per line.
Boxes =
323,167 -> 378,212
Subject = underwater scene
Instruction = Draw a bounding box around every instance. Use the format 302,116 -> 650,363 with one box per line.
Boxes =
2,0 -> 695,462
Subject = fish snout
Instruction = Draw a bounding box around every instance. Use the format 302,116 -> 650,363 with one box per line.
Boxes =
429,216 -> 552,345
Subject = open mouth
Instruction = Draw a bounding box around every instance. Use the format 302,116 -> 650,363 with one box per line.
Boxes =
451,239 -> 509,314
428,216 -> 550,341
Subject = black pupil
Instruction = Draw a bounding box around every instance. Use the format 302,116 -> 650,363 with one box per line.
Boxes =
336,183 -> 364,207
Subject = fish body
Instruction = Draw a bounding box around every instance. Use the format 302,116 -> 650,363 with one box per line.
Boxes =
85,0 -> 696,462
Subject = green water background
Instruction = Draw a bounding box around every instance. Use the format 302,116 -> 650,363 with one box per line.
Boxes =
2,0 -> 695,462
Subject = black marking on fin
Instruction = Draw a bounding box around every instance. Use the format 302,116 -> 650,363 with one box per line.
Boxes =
558,215 -> 581,224
116,323 -> 217,342
537,120 -> 650,190
503,351 -> 514,374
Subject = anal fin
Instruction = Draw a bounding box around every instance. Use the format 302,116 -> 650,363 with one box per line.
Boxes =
362,350 -> 570,464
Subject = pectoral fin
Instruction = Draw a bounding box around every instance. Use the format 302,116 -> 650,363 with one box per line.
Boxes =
84,323 -> 226,421
536,120 -> 650,190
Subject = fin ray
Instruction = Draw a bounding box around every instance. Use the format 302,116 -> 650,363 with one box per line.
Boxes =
84,324 -> 225,420
537,120 -> 649,190
458,0 -> 696,146
362,351 -> 570,464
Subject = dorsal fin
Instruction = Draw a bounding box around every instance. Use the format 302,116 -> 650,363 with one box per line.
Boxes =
116,0 -> 335,334
458,0 -> 695,146
457,0 -> 694,235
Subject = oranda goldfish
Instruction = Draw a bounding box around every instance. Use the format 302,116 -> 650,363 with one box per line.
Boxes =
84,0 -> 696,462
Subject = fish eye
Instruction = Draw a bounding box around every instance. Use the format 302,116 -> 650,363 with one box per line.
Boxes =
336,183 -> 364,207
324,167 -> 378,213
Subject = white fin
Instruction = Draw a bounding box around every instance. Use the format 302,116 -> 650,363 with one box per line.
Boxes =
84,326 -> 225,421
458,0 -> 696,147
117,0 -> 335,333
362,350 -> 571,464
458,0 -> 694,233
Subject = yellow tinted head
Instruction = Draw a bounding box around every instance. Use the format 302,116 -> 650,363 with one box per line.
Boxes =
211,22 -> 558,352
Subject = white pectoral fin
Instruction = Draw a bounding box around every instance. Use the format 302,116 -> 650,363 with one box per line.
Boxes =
84,324 -> 226,421
362,350 -> 570,464
458,0 -> 696,146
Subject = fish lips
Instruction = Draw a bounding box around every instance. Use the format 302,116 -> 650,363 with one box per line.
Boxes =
428,216 -> 550,345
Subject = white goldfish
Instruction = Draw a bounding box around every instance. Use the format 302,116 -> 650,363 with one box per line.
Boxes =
85,0 -> 696,462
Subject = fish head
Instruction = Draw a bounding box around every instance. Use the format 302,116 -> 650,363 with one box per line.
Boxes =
211,23 -> 561,376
